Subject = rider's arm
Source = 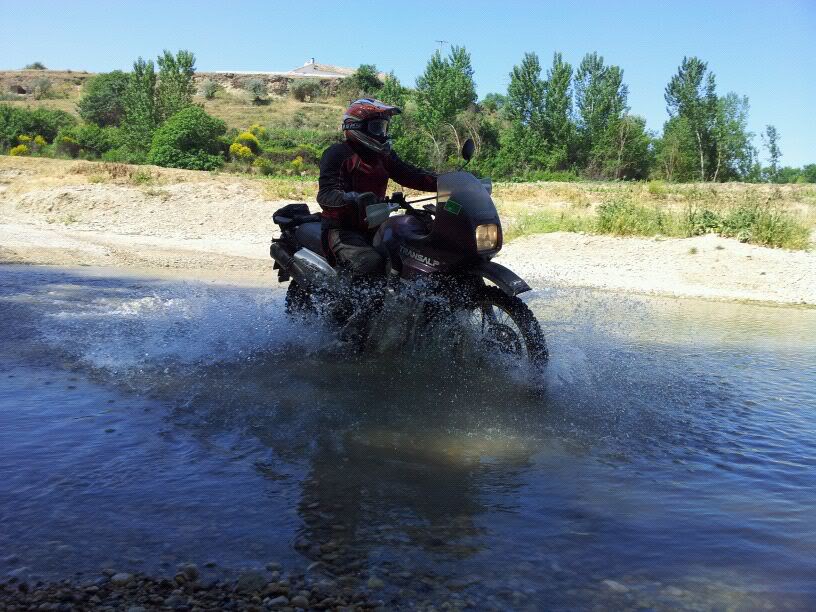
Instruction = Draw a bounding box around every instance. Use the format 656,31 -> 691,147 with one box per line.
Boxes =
316,143 -> 360,209
385,151 -> 438,192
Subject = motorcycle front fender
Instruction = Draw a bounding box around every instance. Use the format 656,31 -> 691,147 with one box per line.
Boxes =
468,261 -> 531,296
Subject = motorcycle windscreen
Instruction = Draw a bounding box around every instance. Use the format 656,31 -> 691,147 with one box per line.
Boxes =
436,171 -> 497,217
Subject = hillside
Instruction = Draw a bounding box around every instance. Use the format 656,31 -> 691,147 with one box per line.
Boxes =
0,69 -> 346,131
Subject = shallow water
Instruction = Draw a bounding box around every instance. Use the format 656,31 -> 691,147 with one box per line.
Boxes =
1,264 -> 815,609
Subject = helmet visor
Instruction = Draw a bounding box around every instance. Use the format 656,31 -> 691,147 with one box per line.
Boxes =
367,119 -> 389,137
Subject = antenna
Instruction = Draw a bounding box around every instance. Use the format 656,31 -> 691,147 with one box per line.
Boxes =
435,39 -> 449,51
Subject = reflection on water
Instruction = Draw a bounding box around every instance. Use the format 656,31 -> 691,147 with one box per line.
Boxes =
1,265 -> 815,609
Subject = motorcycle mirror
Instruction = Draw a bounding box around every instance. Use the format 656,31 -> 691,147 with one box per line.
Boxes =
461,138 -> 475,162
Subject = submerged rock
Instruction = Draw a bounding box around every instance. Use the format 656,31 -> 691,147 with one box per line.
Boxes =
235,570 -> 267,593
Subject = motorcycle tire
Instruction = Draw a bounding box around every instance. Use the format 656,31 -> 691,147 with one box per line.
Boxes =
464,285 -> 548,366
285,280 -> 315,316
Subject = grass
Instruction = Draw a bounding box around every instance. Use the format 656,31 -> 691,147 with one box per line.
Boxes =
501,187 -> 813,250
200,93 -> 343,132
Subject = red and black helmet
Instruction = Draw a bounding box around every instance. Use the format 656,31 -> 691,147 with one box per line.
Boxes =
342,98 -> 401,154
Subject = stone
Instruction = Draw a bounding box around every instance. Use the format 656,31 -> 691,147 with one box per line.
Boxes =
127,607 -> 147,612
265,562 -> 282,572
178,563 -> 199,581
267,595 -> 289,607
290,594 -> 310,608
235,570 -> 266,593
110,572 -> 134,586
164,593 -> 188,608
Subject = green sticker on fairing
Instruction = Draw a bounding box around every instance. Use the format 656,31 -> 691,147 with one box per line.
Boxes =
444,199 -> 462,215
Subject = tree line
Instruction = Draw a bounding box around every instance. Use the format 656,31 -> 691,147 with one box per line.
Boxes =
366,48 -> 813,183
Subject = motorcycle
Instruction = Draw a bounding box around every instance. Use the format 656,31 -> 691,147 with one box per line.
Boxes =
269,139 -> 548,367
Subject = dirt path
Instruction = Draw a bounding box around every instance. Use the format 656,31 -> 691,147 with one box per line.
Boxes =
2,157 -> 814,305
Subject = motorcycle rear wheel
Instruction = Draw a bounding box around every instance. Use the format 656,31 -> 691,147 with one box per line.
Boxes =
285,280 -> 315,316
460,286 -> 548,366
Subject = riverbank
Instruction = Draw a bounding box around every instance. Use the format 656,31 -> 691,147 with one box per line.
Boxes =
2,156 -> 814,305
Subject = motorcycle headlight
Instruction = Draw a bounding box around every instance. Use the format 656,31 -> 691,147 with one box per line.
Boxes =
475,223 -> 499,252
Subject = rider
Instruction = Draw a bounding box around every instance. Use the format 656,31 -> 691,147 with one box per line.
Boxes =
317,98 -> 437,276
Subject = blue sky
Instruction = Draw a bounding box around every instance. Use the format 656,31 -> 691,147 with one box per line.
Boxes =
2,0 -> 814,166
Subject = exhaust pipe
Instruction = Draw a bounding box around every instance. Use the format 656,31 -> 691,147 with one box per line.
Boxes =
270,242 -> 336,287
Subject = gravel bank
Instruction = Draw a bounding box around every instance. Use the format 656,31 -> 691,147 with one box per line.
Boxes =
2,157 -> 814,305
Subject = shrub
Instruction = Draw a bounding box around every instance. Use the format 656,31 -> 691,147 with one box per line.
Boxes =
0,105 -> 77,147
54,134 -> 80,157
24,62 -> 46,70
244,79 -> 267,103
248,123 -> 266,139
252,157 -> 275,175
200,79 -> 219,100
338,64 -> 382,100
235,131 -> 260,154
264,128 -> 341,149
596,198 -> 668,236
100,147 -> 141,163
32,78 -> 53,100
290,79 -> 322,102
291,156 -> 305,173
147,106 -> 226,170
78,71 -> 129,127
9,144 -> 29,156
33,135 -> 47,146
229,142 -> 254,162
17,134 -> 31,143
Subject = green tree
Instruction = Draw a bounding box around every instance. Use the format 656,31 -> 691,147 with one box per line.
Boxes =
156,49 -> 196,122
664,56 -> 718,180
603,114 -> 652,179
574,52 -> 628,175
77,71 -> 130,127
761,124 -> 781,182
147,106 -> 226,170
414,46 -> 477,167
339,64 -> 383,100
378,72 -> 408,140
656,116 -> 698,181
505,52 -> 547,170
24,62 -> 46,70
121,57 -> 158,159
480,93 -> 507,114
542,52 -> 574,169
801,164 -> 816,183
711,93 -> 754,181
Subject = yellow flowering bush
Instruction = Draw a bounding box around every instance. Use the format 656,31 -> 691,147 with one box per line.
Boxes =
235,131 -> 260,154
248,123 -> 266,139
34,135 -> 47,146
229,142 -> 254,162
17,134 -> 32,143
9,144 -> 29,156
291,155 -> 304,173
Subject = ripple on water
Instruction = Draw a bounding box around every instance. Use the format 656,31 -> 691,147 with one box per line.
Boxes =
1,266 -> 815,607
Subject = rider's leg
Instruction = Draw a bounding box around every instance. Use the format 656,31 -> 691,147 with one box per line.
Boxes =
326,230 -> 384,345
326,229 -> 385,276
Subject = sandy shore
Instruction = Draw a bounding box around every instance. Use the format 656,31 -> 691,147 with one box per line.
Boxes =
2,157 -> 814,305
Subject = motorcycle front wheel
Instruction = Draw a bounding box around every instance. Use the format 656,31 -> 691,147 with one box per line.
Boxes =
458,286 -> 548,367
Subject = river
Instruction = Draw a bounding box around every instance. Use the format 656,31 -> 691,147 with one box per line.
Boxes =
1,264 -> 814,610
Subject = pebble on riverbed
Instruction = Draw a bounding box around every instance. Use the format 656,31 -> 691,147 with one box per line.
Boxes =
0,564 -> 386,610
